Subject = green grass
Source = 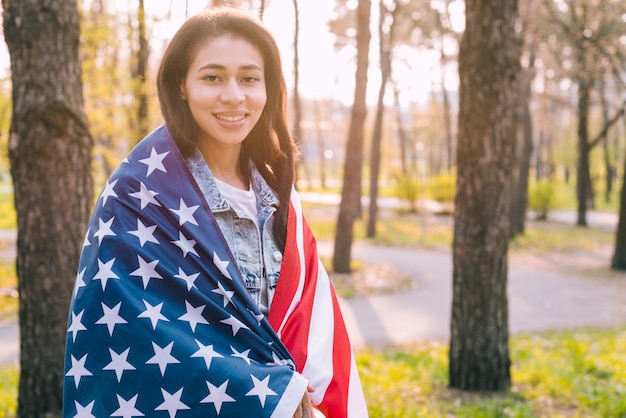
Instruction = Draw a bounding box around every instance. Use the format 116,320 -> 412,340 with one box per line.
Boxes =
358,327 -> 626,417
0,327 -> 622,417
0,366 -> 17,418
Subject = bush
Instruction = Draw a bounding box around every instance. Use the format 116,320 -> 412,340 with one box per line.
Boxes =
429,172 -> 456,204
528,179 -> 555,220
394,175 -> 423,213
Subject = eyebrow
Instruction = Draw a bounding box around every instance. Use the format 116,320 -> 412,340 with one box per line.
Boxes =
197,63 -> 263,73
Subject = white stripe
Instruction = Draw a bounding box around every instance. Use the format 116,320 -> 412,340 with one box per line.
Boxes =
276,189 -> 307,336
347,353 -> 369,417
270,371 -> 309,418
301,261 -> 335,405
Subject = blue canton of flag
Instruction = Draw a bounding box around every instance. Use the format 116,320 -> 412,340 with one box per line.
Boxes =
63,126 -> 308,417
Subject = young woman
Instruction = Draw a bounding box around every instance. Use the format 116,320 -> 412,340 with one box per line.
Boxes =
63,8 -> 367,418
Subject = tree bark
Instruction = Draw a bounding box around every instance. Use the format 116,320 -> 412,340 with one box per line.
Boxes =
2,0 -> 93,416
611,115 -> 626,270
367,0 -> 392,238
332,0 -> 371,273
449,0 -> 519,391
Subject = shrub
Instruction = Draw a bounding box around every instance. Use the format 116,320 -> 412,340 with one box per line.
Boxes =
528,179 -> 555,220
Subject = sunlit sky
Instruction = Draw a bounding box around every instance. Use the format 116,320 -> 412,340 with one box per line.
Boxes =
0,0 -> 461,106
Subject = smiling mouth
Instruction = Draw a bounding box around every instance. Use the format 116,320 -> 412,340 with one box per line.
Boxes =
215,114 -> 247,122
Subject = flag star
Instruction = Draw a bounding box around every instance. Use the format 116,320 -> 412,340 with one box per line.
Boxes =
66,354 -> 92,389
82,227 -> 91,249
155,388 -> 190,418
170,198 -> 199,227
213,252 -> 232,279
138,300 -> 169,330
93,216 -> 116,246
191,340 -> 224,370
139,147 -> 169,177
178,301 -> 209,332
73,267 -> 87,298
128,219 -> 159,247
73,400 -> 96,418
100,178 -> 119,207
173,268 -> 200,291
268,351 -> 293,368
230,346 -> 252,365
130,255 -> 163,289
212,282 -> 235,308
129,182 -> 161,209
171,232 -> 199,258
146,341 -> 180,376
201,380 -> 235,414
67,309 -> 87,343
92,258 -> 119,291
103,348 -> 136,382
220,315 -> 249,336
95,302 -> 127,336
246,374 -> 277,408
111,394 -> 144,418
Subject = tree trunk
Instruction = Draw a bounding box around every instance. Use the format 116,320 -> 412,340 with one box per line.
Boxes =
611,115 -> 626,270
292,0 -> 306,186
576,79 -> 592,226
132,0 -> 150,143
449,0 -> 519,391
2,0 -> 93,416
367,0 -> 392,238
393,83 -> 409,176
332,0 -> 371,273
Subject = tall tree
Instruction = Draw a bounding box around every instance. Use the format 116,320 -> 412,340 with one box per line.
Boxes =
291,0 -> 305,184
2,0 -> 93,415
449,0 -> 521,391
367,0 -> 395,238
130,0 -> 150,142
332,0 -> 371,273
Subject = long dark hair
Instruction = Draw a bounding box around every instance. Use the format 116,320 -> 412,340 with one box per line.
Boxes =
157,8 -> 296,251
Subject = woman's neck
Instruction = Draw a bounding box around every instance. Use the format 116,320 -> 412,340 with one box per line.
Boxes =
199,143 -> 248,190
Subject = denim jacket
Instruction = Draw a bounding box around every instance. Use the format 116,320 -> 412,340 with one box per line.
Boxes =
185,149 -> 283,315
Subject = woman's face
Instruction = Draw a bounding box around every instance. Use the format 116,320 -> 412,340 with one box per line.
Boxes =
182,35 -> 267,150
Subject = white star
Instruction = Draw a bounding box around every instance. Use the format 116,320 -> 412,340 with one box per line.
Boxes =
93,216 -> 116,246
268,351 -> 293,368
111,394 -> 144,418
170,198 -> 199,227
213,252 -> 232,279
230,346 -> 252,365
137,300 -> 169,330
139,147 -> 169,177
201,380 -> 235,414
246,374 -> 277,408
171,232 -> 199,258
73,267 -> 87,298
92,258 -> 119,291
95,302 -> 127,336
73,400 -> 96,418
67,309 -> 87,343
128,219 -> 159,247
130,255 -> 163,289
65,354 -> 92,389
100,179 -> 119,207
178,301 -> 209,332
155,388 -> 190,418
220,315 -> 249,336
212,282 -> 235,308
191,340 -> 224,370
129,182 -> 161,209
146,341 -> 180,376
173,267 -> 200,291
103,348 -> 136,382
82,227 -> 91,249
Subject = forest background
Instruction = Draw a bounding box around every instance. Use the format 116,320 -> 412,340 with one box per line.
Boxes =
1,0 -> 626,417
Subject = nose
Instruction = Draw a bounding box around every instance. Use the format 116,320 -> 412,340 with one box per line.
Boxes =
220,79 -> 244,104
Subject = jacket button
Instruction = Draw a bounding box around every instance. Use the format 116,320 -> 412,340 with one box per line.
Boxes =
272,251 -> 283,261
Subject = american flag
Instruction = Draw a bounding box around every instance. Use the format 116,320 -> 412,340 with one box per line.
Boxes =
63,126 -> 368,417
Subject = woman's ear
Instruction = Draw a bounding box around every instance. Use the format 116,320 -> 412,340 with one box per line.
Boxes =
180,83 -> 187,101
